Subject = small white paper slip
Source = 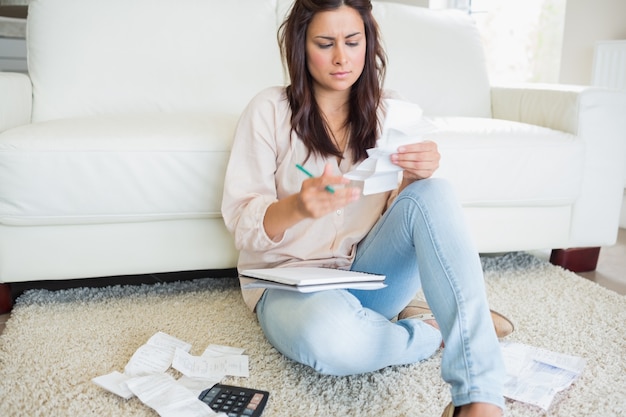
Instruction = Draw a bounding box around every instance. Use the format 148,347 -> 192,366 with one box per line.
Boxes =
147,331 -> 193,354
500,342 -> 586,410
91,371 -> 134,399
382,99 -> 436,136
202,344 -> 246,358
124,332 -> 193,377
173,348 -> 250,379
344,99 -> 437,195
343,156 -> 401,195
126,373 -> 218,417
124,344 -> 177,377
177,375 -> 222,397
173,344 -> 247,396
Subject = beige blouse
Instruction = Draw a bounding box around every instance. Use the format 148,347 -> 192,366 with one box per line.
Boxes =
221,86 -> 396,311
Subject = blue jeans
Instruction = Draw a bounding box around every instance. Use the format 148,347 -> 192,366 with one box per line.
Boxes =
256,178 -> 505,409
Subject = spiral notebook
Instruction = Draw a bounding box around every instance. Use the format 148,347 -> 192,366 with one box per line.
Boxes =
240,267 -> 386,293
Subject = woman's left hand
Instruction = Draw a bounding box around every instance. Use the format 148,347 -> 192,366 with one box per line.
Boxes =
390,140 -> 440,182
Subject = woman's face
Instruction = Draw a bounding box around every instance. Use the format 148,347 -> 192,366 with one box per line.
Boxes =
305,6 -> 366,97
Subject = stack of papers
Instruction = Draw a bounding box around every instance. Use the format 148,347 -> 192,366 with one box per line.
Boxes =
92,332 -> 248,417
501,342 -> 586,410
241,267 -> 386,293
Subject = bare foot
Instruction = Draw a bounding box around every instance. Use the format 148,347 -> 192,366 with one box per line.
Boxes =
456,402 -> 502,417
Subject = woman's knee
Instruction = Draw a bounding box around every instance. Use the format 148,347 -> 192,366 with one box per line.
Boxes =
397,178 -> 460,214
258,290 -> 376,376
294,324 -> 363,375
402,177 -> 456,200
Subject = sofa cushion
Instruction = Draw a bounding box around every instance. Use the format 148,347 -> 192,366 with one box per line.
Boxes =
27,0 -> 284,122
0,115 -> 583,227
430,117 -> 584,206
372,2 -> 491,118
0,114 -> 237,225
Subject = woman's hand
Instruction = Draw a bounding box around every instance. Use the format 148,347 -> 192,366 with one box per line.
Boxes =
390,140 -> 440,184
263,164 -> 360,240
296,164 -> 361,219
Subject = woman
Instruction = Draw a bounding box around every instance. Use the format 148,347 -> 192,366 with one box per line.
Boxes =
221,1 -> 510,416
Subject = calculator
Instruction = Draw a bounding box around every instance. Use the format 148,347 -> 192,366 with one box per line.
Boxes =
198,383 -> 269,417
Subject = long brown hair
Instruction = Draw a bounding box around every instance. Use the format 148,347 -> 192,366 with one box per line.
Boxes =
279,0 -> 387,163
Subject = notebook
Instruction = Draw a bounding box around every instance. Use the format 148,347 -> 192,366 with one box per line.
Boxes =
240,267 -> 386,293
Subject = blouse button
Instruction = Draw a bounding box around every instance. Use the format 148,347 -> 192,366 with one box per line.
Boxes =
336,209 -> 342,215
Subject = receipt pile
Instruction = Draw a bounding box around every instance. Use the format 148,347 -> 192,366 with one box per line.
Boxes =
92,331 -> 249,417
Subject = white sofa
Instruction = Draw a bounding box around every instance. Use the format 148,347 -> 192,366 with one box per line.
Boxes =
1,0 -> 625,304
592,40 -> 626,229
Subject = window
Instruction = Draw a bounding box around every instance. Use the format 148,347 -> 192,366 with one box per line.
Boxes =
466,0 -> 567,84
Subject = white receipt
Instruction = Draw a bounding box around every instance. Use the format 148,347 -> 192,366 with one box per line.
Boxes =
175,345 -> 246,396
92,371 -> 134,399
124,331 -> 192,377
202,344 -> 246,357
92,331 -> 247,417
177,376 -> 222,397
146,331 -> 194,353
126,373 -> 220,417
344,99 -> 436,195
173,348 -> 249,379
501,342 -> 586,410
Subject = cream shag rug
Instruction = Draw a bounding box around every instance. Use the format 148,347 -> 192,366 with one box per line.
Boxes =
0,253 -> 624,417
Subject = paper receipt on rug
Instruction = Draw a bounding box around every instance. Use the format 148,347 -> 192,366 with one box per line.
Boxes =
92,331 -> 248,416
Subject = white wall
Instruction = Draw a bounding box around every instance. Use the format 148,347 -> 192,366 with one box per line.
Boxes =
559,0 -> 626,85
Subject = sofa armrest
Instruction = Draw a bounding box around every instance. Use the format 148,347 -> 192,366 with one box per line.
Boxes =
0,72 -> 32,132
491,83 -> 587,134
492,83 -> 626,247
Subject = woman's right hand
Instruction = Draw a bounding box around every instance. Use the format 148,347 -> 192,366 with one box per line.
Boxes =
296,164 -> 361,219
263,164 -> 361,240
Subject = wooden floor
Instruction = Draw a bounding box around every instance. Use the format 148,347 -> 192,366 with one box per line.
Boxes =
1,228 -> 625,335
577,227 -> 626,295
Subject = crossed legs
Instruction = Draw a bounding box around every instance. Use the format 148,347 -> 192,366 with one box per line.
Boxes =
256,178 -> 505,412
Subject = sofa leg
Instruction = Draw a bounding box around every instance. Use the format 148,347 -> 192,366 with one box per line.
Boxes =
550,247 -> 601,273
0,283 -> 12,314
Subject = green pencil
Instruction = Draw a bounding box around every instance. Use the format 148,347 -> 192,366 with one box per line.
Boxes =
295,164 -> 335,193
